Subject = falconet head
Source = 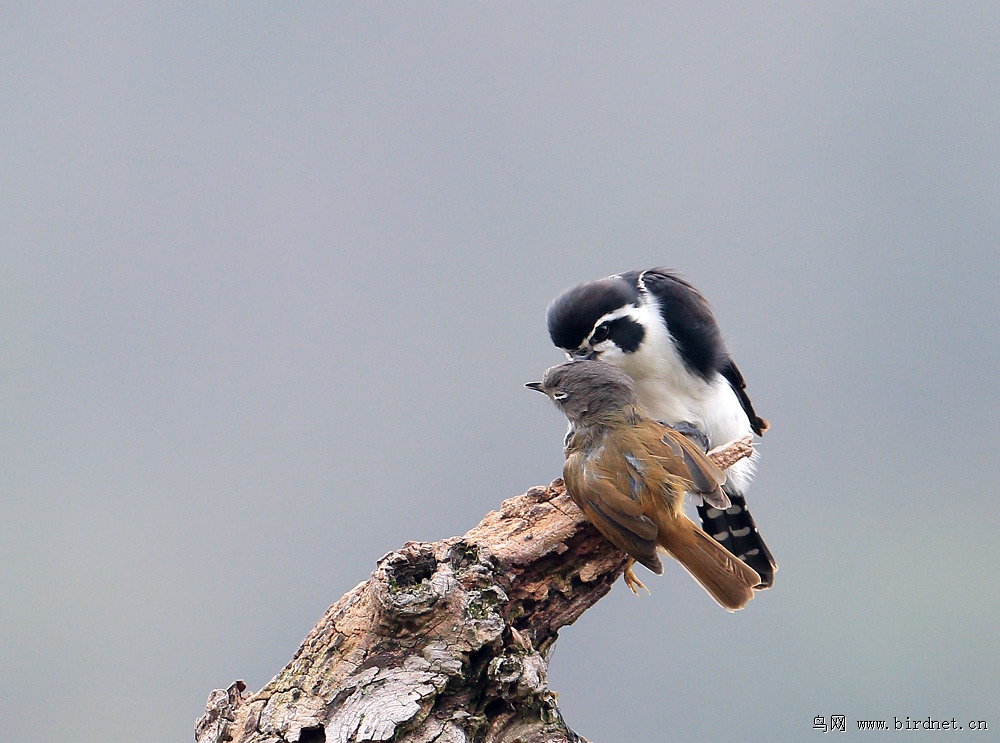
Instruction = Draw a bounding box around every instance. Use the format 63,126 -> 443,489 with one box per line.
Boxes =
545,276 -> 649,365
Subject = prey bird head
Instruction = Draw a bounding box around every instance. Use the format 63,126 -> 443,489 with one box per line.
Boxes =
525,360 -> 639,427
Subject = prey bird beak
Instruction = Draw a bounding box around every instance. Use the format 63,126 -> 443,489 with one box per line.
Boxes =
524,381 -> 545,393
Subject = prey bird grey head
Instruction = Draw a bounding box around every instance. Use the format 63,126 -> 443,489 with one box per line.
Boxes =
525,360 -> 639,427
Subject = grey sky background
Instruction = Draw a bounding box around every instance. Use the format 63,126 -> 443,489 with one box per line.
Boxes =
3,4 -> 998,741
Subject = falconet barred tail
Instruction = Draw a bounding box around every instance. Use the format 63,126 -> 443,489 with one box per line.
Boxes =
698,493 -> 776,589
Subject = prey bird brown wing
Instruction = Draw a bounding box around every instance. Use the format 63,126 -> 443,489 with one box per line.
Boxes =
651,423 -> 731,509
563,449 -> 663,574
636,422 -> 760,610
564,416 -> 760,611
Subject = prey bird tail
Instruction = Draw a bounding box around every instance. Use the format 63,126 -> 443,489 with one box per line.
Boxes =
658,515 -> 760,612
697,490 -> 776,589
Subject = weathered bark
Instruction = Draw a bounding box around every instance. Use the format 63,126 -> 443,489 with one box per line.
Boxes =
196,439 -> 753,743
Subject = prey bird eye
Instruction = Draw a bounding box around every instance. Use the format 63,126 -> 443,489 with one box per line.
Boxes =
553,392 -> 569,400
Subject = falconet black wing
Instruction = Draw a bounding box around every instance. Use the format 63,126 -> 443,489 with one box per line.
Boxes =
635,268 -> 727,381
719,358 -> 768,436
640,268 -> 767,434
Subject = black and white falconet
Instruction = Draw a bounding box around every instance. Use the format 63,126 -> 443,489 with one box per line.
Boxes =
546,268 -> 777,589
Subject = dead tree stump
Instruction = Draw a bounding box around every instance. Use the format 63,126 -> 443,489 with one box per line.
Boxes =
196,479 -> 621,743
195,437 -> 754,743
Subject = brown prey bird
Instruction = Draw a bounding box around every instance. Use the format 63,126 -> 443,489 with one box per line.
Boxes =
527,359 -> 760,611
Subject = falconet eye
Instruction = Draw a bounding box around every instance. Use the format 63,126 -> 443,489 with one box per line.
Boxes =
591,324 -> 610,343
